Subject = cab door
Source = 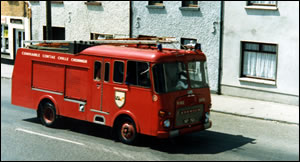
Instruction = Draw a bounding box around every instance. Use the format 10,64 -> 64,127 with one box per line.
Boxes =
90,58 -> 103,112
101,58 -> 113,114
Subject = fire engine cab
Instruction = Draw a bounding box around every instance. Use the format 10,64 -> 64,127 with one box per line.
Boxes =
11,38 -> 212,145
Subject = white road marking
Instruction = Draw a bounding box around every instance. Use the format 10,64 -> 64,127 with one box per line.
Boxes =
15,128 -> 85,146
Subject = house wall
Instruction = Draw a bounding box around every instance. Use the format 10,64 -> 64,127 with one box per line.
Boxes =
1,1 -> 26,17
30,1 -> 130,40
131,1 -> 221,92
222,1 -> 299,105
1,1 -> 30,61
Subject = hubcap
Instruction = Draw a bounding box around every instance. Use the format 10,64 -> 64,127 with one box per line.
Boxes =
121,122 -> 135,140
43,107 -> 54,124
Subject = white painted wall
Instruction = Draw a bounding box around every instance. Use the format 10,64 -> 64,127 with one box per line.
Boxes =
30,1 -> 130,40
1,16 -> 30,60
131,1 -> 221,92
222,1 -> 299,105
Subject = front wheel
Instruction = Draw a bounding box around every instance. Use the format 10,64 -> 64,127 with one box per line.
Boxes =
117,117 -> 139,145
38,101 -> 59,128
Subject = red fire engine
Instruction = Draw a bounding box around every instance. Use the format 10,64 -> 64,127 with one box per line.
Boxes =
11,38 -> 212,145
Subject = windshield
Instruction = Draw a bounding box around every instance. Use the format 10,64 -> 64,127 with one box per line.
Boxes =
188,61 -> 209,88
153,61 -> 209,93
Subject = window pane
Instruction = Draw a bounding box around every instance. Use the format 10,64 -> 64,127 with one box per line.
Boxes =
153,62 -> 188,93
181,38 -> 197,49
149,1 -> 163,5
113,61 -> 124,83
245,43 -> 259,51
182,1 -> 198,7
188,61 -> 209,88
249,1 -> 276,5
126,61 -> 150,88
262,44 -> 276,52
104,63 -> 110,82
94,61 -> 101,81
153,64 -> 166,93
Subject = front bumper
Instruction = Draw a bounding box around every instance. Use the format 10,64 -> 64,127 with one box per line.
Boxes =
156,120 -> 212,139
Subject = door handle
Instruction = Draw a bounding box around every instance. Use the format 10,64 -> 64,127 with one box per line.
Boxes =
96,84 -> 101,88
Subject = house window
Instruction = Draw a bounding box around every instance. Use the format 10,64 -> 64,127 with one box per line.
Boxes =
149,1 -> 163,6
51,1 -> 64,4
91,33 -> 113,40
247,1 -> 277,6
43,26 -> 65,40
181,38 -> 197,49
241,42 -> 277,81
182,1 -> 198,7
1,25 -> 9,54
85,1 -> 102,6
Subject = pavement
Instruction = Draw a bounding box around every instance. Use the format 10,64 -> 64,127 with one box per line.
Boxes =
1,63 -> 299,125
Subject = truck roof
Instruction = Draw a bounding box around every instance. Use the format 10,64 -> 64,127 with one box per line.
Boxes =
80,45 -> 206,62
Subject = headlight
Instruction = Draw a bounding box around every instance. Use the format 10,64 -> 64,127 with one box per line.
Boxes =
205,112 -> 210,123
163,119 -> 170,128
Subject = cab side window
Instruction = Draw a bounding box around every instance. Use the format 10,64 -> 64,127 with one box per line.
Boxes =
126,61 -> 150,88
104,62 -> 110,82
94,61 -> 101,81
113,61 -> 124,83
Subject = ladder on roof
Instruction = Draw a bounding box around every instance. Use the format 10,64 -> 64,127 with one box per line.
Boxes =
23,37 -> 179,54
23,37 -> 178,45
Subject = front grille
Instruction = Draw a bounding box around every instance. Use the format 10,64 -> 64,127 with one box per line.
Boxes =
175,104 -> 204,127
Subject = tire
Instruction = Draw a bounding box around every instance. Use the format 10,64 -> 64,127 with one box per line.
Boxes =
116,117 -> 139,145
38,101 -> 59,128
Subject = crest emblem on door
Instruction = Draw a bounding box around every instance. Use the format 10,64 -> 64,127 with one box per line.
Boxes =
115,91 -> 126,108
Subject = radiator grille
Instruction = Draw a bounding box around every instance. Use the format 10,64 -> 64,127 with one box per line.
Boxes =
175,104 -> 204,127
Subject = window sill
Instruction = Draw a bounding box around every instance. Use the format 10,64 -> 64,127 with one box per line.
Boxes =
179,7 -> 200,11
51,1 -> 64,4
85,2 -> 102,6
239,77 -> 276,86
146,5 -> 165,9
244,6 -> 278,11
1,52 -> 10,55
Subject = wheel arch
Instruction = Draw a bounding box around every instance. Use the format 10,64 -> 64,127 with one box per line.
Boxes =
36,95 -> 59,117
112,111 -> 140,134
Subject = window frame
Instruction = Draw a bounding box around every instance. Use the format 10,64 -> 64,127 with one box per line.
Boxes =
240,41 -> 278,82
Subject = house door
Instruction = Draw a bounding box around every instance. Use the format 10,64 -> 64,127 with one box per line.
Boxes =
13,29 -> 24,60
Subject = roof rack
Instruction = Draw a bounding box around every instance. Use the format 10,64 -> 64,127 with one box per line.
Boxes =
23,37 -> 178,54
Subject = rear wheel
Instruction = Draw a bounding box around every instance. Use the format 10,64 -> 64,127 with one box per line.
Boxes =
116,117 -> 138,145
38,101 -> 59,128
